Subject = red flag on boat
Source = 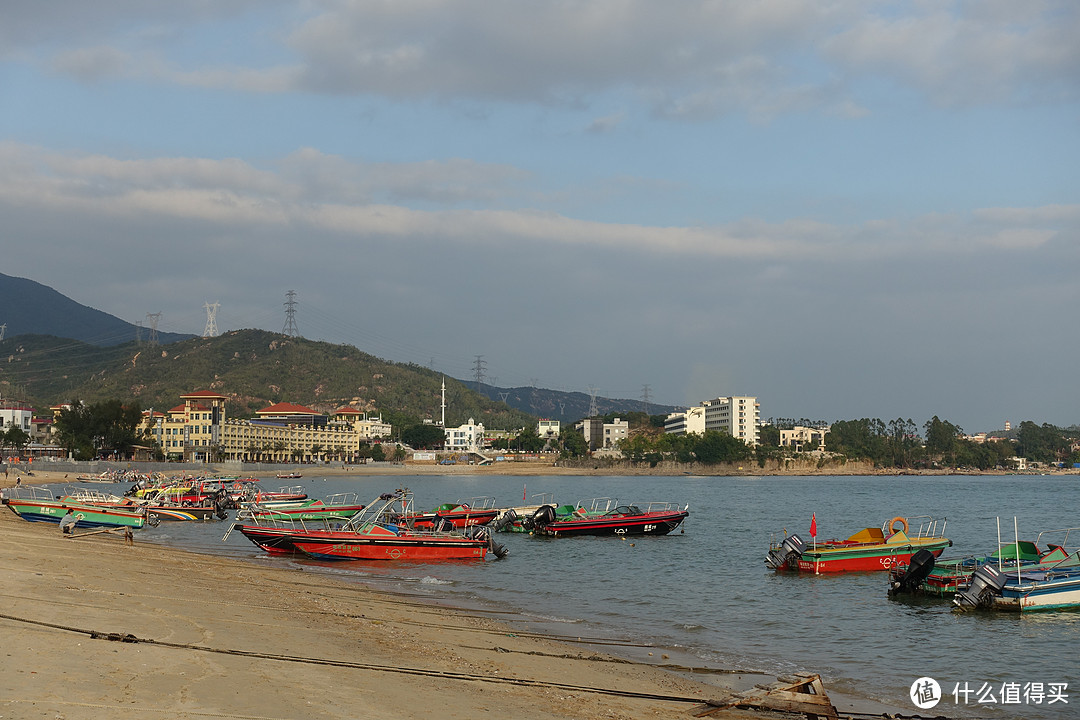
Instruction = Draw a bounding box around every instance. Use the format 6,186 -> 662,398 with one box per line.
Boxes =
810,513 -> 817,538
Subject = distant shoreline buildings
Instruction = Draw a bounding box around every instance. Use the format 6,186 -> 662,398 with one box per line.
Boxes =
664,396 -> 760,446
140,390 -> 392,463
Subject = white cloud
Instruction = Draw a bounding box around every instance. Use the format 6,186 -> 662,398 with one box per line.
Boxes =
1,143 -> 1074,265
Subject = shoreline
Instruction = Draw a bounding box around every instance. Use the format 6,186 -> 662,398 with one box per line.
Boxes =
0,470 -> 921,719
5,458 -> 1072,487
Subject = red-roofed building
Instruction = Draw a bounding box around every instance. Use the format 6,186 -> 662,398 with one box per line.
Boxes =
140,392 -> 393,463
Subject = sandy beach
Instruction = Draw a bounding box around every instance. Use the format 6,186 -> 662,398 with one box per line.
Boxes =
0,470 -> 789,720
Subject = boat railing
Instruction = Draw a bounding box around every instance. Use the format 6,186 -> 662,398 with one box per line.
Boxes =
1034,527 -> 1080,555
1,485 -> 55,501
642,501 -> 689,514
886,515 -> 946,539
576,497 -> 618,514
457,496 -> 496,510
325,492 -> 360,506
62,486 -> 124,504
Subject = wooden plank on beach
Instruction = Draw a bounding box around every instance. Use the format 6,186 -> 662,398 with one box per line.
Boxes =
691,673 -> 838,719
66,527 -> 134,543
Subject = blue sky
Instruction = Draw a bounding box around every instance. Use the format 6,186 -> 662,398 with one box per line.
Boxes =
2,1 -> 1078,432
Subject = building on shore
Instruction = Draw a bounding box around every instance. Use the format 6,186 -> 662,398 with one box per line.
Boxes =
664,396 -> 760,446
779,425 -> 829,452
537,419 -> 560,439
141,390 -> 392,463
574,417 -> 629,450
444,418 -> 485,453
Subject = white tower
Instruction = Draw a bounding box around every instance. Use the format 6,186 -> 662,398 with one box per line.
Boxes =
203,302 -> 220,338
440,377 -> 447,428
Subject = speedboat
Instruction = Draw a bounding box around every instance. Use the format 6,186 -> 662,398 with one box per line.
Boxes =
527,498 -> 689,537
766,515 -> 951,574
226,489 -> 506,561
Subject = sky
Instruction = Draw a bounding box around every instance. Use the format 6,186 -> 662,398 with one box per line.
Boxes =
2,1 -> 1078,433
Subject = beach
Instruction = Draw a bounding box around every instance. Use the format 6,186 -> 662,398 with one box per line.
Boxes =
0,470 -> 777,720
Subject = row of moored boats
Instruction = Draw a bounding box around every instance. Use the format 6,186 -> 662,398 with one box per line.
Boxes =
765,514 -> 1080,613
1,480 -> 690,563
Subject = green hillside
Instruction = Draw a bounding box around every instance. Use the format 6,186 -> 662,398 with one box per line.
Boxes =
0,329 -> 535,432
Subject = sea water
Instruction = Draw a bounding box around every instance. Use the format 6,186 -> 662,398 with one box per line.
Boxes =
84,473 -> 1079,719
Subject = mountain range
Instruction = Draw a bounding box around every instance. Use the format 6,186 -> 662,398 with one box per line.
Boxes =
0,272 -> 193,346
0,273 -> 676,426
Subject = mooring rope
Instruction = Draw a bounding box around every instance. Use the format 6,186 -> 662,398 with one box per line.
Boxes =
0,611 -> 977,719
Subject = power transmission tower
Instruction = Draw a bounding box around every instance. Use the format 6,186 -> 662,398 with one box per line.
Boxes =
145,312 -> 161,347
134,320 -> 142,346
498,391 -> 510,404
472,355 -> 486,391
0,323 -> 6,341
641,384 -> 652,415
282,291 -> 299,337
587,386 -> 599,417
203,302 -> 220,338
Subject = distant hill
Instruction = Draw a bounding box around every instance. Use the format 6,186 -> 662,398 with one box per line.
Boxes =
0,330 -> 537,431
0,272 -> 193,346
0,272 -> 677,430
473,383 -> 678,425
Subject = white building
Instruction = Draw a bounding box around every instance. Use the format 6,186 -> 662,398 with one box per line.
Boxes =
664,406 -> 706,436
704,396 -> 759,446
575,417 -> 629,449
537,419 -> 560,439
779,425 -> 829,452
445,418 -> 485,452
0,402 -> 33,433
664,396 -> 760,446
603,418 -> 629,448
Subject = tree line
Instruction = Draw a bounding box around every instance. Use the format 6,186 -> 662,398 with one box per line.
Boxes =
822,417 -> 1079,469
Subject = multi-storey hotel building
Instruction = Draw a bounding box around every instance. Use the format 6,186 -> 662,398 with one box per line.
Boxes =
143,391 -> 392,463
665,395 -> 760,446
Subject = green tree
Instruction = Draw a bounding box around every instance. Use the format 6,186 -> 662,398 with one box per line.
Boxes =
757,424 -> 781,448
692,430 -> 752,464
53,399 -> 143,460
1015,421 -> 1068,464
619,433 -> 656,464
370,444 -> 386,462
511,427 -> 545,452
825,419 -> 888,464
3,424 -> 31,457
558,429 -> 588,458
924,416 -> 962,456
402,424 -> 446,450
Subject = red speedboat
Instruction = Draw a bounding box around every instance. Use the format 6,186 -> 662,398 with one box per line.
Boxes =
402,497 -> 499,529
226,489 -> 507,561
529,500 -> 689,537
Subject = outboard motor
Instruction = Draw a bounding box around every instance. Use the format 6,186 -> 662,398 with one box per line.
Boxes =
487,529 -> 508,559
492,508 -> 518,533
530,505 -> 557,533
765,533 -> 806,570
954,564 -> 1009,610
213,490 -> 229,520
888,549 -> 936,596
432,515 -> 453,532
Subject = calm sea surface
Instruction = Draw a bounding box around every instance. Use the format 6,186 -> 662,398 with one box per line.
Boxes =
59,474 -> 1079,718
